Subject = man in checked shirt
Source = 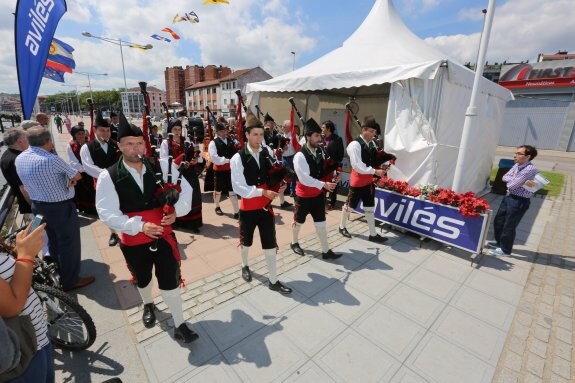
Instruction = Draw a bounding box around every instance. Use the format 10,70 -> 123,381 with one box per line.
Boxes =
487,145 -> 538,257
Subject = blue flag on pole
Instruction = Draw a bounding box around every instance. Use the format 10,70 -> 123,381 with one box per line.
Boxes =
15,0 -> 68,119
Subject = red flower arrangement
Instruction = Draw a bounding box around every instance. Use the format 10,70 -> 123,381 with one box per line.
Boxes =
376,177 -> 489,217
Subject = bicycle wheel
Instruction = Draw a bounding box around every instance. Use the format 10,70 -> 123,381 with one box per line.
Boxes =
33,283 -> 97,350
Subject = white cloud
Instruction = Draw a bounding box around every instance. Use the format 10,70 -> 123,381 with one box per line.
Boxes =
425,0 -> 575,65
457,7 -> 485,22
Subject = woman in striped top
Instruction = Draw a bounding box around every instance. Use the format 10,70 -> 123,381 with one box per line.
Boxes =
0,223 -> 52,382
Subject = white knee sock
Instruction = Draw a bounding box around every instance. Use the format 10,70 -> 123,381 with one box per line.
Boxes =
214,192 -> 221,208
229,193 -> 239,214
240,246 -> 250,267
137,282 -> 154,305
292,223 -> 301,244
364,207 -> 377,236
264,249 -> 277,284
315,222 -> 329,253
161,288 -> 185,328
340,205 -> 350,229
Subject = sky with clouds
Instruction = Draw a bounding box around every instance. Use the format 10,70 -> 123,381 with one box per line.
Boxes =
1,0 -> 573,96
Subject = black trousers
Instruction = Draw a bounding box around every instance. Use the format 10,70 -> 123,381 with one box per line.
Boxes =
294,194 -> 326,224
346,184 -> 375,209
239,209 -> 276,249
32,199 -> 81,290
493,194 -> 531,254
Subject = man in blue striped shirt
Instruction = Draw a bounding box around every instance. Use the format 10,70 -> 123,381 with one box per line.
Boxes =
15,127 -> 95,291
488,145 -> 538,257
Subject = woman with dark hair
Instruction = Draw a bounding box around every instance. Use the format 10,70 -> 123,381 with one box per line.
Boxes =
321,120 -> 344,209
160,120 -> 204,233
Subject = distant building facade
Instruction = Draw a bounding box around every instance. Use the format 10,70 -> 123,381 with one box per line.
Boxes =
121,86 -> 166,117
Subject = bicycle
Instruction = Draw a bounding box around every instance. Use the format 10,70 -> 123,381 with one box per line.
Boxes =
2,226 -> 97,351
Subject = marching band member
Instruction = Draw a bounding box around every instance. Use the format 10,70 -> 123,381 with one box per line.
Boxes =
230,110 -> 292,295
208,123 -> 240,218
290,118 -> 342,259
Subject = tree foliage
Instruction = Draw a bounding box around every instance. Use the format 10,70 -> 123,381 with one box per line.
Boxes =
43,89 -> 123,113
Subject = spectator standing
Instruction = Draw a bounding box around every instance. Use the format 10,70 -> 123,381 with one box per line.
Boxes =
0,129 -> 32,217
53,114 -> 62,134
63,115 -> 72,134
488,145 -> 539,257
15,127 -> 94,291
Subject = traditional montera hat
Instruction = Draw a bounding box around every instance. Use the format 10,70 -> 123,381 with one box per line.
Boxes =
263,113 -> 274,123
95,110 -> 110,128
117,112 -> 143,141
304,118 -> 322,136
215,122 -> 227,131
70,125 -> 85,138
361,115 -> 377,130
167,119 -> 182,134
245,108 -> 263,129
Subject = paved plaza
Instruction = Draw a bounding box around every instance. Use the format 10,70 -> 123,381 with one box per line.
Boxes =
48,125 -> 574,383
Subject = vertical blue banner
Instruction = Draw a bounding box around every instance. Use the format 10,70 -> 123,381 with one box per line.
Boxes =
15,0 -> 67,119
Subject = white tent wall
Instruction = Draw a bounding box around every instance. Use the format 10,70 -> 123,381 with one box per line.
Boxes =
385,63 -> 508,193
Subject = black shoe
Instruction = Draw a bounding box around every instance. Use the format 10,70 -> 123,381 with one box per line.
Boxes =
174,323 -> 199,344
268,280 -> 292,295
339,227 -> 352,238
280,201 -> 293,209
322,249 -> 342,260
108,233 -> 120,246
290,242 -> 305,256
241,266 -> 252,282
142,303 -> 156,329
233,213 -> 239,220
190,226 -> 200,234
369,234 -> 388,243
215,207 -> 224,216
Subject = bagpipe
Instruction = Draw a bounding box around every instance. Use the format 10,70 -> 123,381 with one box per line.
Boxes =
139,81 -> 160,170
345,100 -> 397,169
139,154 -> 182,252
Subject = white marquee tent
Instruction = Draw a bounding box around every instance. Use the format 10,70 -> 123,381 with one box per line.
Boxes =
246,0 -> 513,194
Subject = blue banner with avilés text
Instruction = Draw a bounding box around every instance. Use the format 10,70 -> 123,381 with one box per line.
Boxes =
15,0 -> 67,118
354,188 -> 489,254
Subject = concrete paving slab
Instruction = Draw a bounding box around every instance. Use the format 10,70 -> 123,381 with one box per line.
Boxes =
309,282 -> 377,325
315,328 -> 401,383
222,321 -> 306,383
342,264 -> 399,300
384,240 -> 435,265
403,267 -> 461,302
464,270 -> 525,305
432,306 -> 507,366
278,303 -> 346,357
476,255 -> 531,286
355,302 -> 427,361
172,355 -> 242,383
198,298 -> 266,351
367,250 -> 419,281
382,284 -> 445,327
283,263 -> 340,298
284,361 -> 336,383
419,252 -> 473,283
450,286 -> 516,331
242,285 -> 305,321
389,367 -> 430,383
406,334 -> 495,383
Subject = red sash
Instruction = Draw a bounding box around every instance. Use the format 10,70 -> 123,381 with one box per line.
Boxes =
240,184 -> 271,211
350,169 -> 374,188
122,207 -> 180,261
214,163 -> 231,171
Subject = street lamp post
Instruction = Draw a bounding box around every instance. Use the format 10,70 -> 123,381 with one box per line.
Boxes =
81,32 -> 152,113
61,84 -> 81,115
73,71 -> 108,100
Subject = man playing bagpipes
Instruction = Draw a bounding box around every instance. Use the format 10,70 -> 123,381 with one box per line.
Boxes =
160,119 -> 204,233
339,116 -> 394,243
66,125 -> 97,215
208,122 -> 240,218
321,120 -> 345,210
230,109 -> 292,295
80,110 -> 122,246
95,113 -> 199,343
290,118 -> 342,260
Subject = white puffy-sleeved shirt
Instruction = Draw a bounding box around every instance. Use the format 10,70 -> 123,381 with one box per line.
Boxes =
347,135 -> 376,175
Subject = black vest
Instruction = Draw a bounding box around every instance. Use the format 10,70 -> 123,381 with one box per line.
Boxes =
356,137 -> 377,168
300,146 -> 326,180
214,137 -> 236,159
107,158 -> 160,213
87,139 -> 119,169
239,147 -> 273,186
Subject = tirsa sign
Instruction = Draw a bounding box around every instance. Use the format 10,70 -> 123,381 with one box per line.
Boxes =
499,60 -> 575,89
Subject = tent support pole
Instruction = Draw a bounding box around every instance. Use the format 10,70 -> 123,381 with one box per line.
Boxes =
452,0 -> 496,193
